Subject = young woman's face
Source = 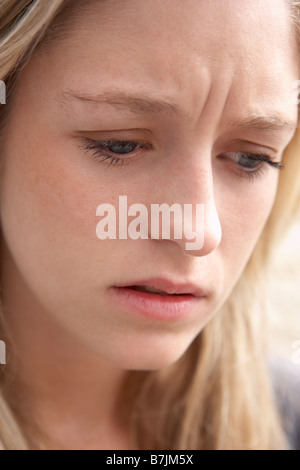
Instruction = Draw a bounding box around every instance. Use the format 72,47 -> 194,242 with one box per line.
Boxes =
0,0 -> 298,369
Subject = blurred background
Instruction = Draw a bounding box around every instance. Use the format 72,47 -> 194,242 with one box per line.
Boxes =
268,216 -> 300,365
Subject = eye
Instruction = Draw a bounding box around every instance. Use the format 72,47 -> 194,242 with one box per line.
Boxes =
235,153 -> 263,168
220,152 -> 283,180
80,139 -> 152,167
97,141 -> 140,155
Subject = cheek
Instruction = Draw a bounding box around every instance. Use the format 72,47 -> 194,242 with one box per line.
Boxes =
217,174 -> 279,278
1,144 -> 90,245
0,120 -> 117,296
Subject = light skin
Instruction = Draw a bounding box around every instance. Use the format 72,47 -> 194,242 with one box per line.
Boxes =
0,0 -> 298,450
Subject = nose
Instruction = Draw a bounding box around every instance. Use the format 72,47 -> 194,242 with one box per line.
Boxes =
150,159 -> 222,257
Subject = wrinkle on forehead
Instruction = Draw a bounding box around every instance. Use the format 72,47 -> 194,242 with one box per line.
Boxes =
28,0 -> 299,140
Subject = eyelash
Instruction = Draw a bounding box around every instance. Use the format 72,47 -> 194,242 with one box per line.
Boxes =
79,138 -> 284,180
219,151 -> 284,181
79,138 -> 152,167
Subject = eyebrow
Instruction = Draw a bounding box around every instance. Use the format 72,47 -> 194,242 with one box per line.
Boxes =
60,90 -> 298,131
60,90 -> 184,118
224,114 -> 298,132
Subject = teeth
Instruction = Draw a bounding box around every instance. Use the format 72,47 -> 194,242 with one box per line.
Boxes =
133,286 -> 172,295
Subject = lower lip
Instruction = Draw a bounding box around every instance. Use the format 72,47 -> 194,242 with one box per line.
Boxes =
109,286 -> 204,322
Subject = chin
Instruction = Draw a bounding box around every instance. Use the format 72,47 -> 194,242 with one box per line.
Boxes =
99,332 -> 197,371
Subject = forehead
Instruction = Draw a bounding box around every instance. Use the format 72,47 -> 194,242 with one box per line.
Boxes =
34,0 -> 299,126
61,0 -> 296,62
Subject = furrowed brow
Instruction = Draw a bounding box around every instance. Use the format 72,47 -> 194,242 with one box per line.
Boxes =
58,90 -> 298,132
225,113 -> 298,132
59,90 -> 185,118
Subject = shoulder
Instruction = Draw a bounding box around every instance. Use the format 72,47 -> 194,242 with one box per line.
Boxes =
269,356 -> 300,450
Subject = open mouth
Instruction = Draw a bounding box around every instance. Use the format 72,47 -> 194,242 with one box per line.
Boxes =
110,282 -> 203,322
125,286 -> 191,296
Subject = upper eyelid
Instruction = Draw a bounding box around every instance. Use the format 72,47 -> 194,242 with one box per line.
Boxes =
96,140 -> 149,154
220,151 -> 283,166
80,137 -> 151,147
223,152 -> 276,162
81,134 -> 280,149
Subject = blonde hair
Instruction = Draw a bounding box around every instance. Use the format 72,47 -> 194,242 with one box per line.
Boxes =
0,0 -> 300,450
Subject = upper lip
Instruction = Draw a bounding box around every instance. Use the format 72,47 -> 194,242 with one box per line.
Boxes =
114,277 -> 206,297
